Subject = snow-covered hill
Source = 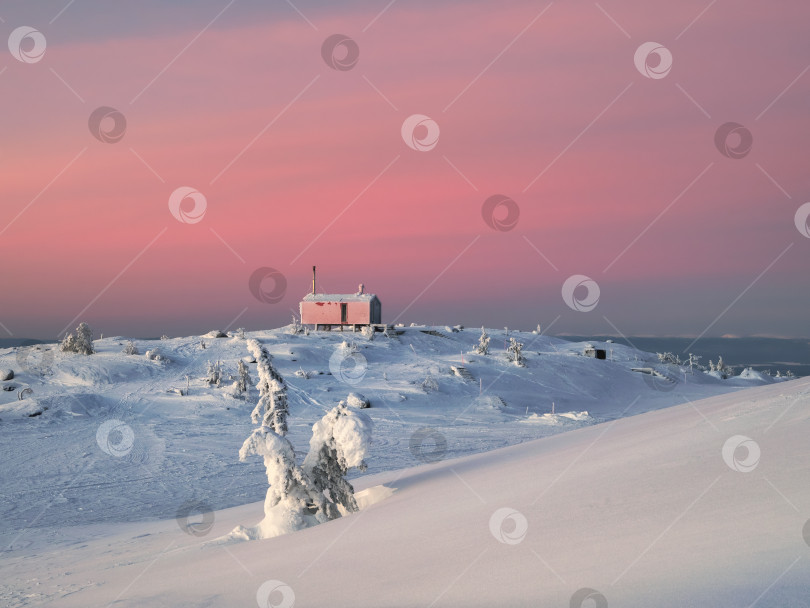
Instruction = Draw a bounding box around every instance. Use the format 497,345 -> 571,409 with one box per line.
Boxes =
1,370 -> 807,606
0,325 -> 799,606
0,327 -> 782,534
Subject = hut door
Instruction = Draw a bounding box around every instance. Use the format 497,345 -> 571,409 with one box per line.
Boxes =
340,303 -> 348,323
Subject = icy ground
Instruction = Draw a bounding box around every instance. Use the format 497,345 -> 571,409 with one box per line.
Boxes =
0,325 -> 796,605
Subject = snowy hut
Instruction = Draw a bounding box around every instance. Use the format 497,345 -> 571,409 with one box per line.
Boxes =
300,267 -> 381,330
583,344 -> 607,360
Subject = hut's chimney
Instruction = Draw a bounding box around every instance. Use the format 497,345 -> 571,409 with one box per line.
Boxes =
358,283 -> 364,295
312,266 -> 316,295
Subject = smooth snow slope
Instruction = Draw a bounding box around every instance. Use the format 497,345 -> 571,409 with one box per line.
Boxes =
2,378 -> 808,607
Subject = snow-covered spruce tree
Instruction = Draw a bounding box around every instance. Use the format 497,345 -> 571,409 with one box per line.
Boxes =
507,337 -> 525,366
247,339 -> 288,434
303,402 -> 372,519
235,426 -> 331,539
123,341 -> 139,355
475,327 -> 490,355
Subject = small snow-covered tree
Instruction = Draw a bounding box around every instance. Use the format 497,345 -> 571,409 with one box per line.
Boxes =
61,322 -> 94,354
206,360 -> 223,386
360,325 -> 375,341
123,341 -> 139,355
507,337 -> 525,366
235,327 -> 246,340
75,323 -> 94,354
303,402 -> 372,519
233,359 -> 251,398
289,315 -> 303,335
475,327 -> 490,355
686,353 -> 702,373
60,333 -> 76,353
247,339 -> 288,435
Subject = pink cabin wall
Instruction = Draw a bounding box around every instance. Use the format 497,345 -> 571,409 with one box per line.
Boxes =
300,301 -> 372,325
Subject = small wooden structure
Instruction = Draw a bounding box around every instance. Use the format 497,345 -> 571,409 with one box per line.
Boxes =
300,267 -> 383,330
584,344 -> 607,360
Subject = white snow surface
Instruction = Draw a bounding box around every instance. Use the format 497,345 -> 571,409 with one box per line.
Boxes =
0,326 -> 804,606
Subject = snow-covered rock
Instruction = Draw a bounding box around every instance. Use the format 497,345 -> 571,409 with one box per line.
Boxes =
0,369 -> 13,381
345,392 -> 370,408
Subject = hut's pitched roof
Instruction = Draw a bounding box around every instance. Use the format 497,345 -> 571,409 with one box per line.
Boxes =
302,293 -> 378,303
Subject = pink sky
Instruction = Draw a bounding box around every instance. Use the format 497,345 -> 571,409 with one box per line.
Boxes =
1,0 -> 809,339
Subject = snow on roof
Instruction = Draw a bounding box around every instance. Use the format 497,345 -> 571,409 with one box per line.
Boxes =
302,292 -> 378,303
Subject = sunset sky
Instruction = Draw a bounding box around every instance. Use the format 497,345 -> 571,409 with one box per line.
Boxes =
1,0 -> 809,340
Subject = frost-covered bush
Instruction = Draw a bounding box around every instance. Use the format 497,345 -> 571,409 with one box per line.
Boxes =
123,341 -> 139,355
708,355 -> 729,378
360,325 -> 375,340
686,353 -> 703,372
61,322 -> 94,355
657,352 -> 681,365
422,372 -> 439,392
145,348 -> 167,362
475,327 -> 490,355
507,337 -> 525,367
